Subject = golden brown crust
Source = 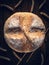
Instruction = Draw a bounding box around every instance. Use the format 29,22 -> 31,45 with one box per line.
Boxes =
4,12 -> 45,53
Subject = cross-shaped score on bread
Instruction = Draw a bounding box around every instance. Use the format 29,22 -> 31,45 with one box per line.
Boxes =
4,12 -> 45,53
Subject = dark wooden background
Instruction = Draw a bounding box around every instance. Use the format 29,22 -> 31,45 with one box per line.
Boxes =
0,0 -> 49,65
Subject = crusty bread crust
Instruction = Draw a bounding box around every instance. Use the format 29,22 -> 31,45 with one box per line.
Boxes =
4,12 -> 45,53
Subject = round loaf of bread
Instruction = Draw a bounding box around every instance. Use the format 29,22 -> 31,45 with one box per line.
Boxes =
4,12 -> 45,53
